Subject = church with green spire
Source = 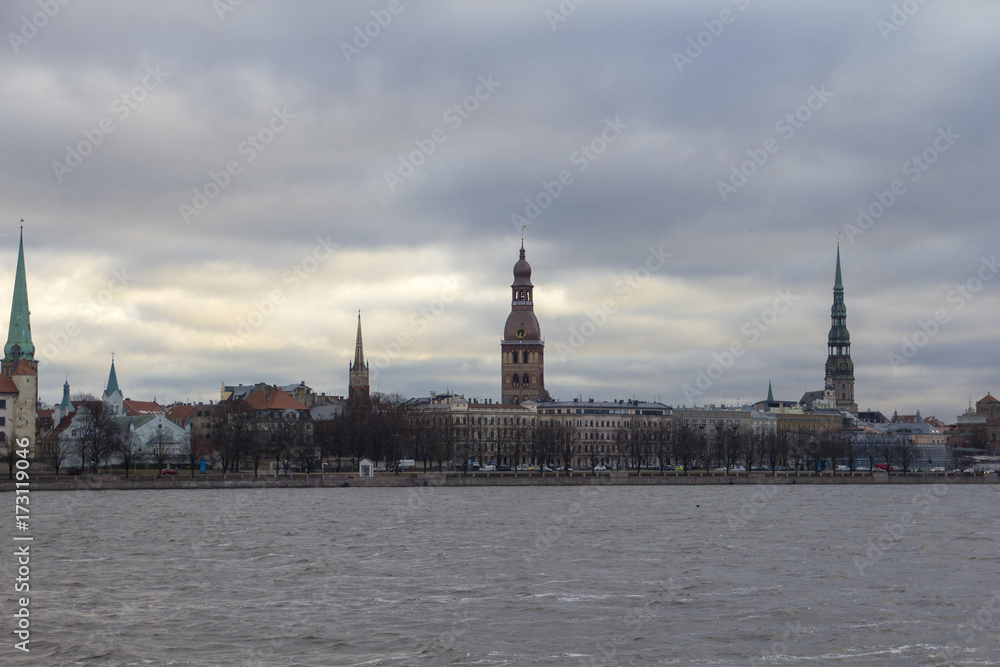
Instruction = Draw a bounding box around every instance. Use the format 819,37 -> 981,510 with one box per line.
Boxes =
824,243 -> 858,413
1,228 -> 39,452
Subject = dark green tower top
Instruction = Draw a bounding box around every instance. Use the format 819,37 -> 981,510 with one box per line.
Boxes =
827,243 -> 850,357
104,358 -> 121,398
4,228 -> 34,362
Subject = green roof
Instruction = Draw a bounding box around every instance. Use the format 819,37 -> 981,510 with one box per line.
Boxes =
104,360 -> 121,397
4,229 -> 34,361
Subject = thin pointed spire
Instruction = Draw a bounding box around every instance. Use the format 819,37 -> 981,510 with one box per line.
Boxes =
4,226 -> 34,362
104,355 -> 121,398
834,239 -> 843,292
348,311 -> 370,406
767,380 -> 774,402
352,311 -> 365,370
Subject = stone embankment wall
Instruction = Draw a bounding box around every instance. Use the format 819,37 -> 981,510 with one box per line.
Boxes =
3,471 -> 995,491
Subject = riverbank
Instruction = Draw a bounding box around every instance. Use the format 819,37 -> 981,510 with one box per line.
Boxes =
4,470 -> 996,491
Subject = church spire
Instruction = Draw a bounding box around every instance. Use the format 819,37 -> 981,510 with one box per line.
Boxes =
4,226 -> 34,363
353,311 -> 365,371
834,241 -> 844,292
60,377 -> 74,412
348,311 -> 370,407
767,380 -> 774,402
104,355 -> 121,398
824,240 -> 857,413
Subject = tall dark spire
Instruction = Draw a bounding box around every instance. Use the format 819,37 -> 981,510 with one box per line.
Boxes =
352,311 -> 365,371
4,227 -> 34,362
824,241 -> 857,413
827,242 -> 850,356
348,311 -> 370,406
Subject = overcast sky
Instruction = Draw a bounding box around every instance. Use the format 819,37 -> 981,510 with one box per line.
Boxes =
2,0 -> 998,421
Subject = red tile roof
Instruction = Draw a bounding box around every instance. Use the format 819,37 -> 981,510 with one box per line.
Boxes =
0,374 -> 18,393
12,360 -> 35,376
166,405 -> 197,422
244,388 -> 308,411
980,394 -> 999,404
123,399 -> 164,416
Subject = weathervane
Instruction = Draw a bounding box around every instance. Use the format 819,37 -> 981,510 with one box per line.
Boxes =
520,224 -> 526,249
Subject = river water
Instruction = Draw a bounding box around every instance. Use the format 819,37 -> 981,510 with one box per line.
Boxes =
3,484 -> 999,665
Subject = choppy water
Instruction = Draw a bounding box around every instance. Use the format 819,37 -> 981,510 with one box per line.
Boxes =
2,484 -> 999,665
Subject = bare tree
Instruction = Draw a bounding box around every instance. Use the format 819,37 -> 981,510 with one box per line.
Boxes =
149,423 -> 177,471
115,426 -> 141,477
246,426 -> 267,477
0,438 -> 15,479
558,422 -> 576,472
45,435 -> 73,476
79,402 -> 118,473
762,430 -> 783,473
181,432 -> 206,477
673,424 -> 696,472
211,400 -> 255,473
897,436 -> 919,473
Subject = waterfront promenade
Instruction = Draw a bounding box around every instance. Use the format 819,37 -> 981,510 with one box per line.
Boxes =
4,469 -> 996,491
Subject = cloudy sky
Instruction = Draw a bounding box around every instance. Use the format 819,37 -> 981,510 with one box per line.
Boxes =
2,0 -> 998,421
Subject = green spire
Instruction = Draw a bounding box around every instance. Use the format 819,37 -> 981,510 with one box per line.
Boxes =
767,380 -> 774,402
834,241 -> 843,292
4,227 -> 34,362
104,357 -> 121,397
60,378 -> 74,412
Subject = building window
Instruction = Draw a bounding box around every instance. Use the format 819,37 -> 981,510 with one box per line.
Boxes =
0,399 -> 6,409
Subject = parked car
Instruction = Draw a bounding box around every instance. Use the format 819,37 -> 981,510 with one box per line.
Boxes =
835,465 -> 851,471
929,466 -> 946,472
594,464 -> 606,471
497,465 -> 512,472
160,468 -> 178,475
480,464 -> 496,471
541,465 -> 554,472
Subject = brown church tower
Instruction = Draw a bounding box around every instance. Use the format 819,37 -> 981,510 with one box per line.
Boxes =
348,311 -> 370,407
501,241 -> 546,404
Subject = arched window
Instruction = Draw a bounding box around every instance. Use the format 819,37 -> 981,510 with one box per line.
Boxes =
512,375 -> 519,386
522,373 -> 529,385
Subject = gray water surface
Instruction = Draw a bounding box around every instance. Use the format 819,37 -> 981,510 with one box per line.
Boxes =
4,484 -> 999,665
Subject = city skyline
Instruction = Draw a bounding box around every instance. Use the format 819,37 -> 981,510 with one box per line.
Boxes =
3,1 -> 998,420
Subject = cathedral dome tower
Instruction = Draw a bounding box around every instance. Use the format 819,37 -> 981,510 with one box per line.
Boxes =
501,241 -> 545,404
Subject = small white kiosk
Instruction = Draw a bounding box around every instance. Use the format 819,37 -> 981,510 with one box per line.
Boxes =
359,458 -> 374,479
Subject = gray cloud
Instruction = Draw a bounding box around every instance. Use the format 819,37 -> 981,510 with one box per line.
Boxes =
2,0 -> 998,421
